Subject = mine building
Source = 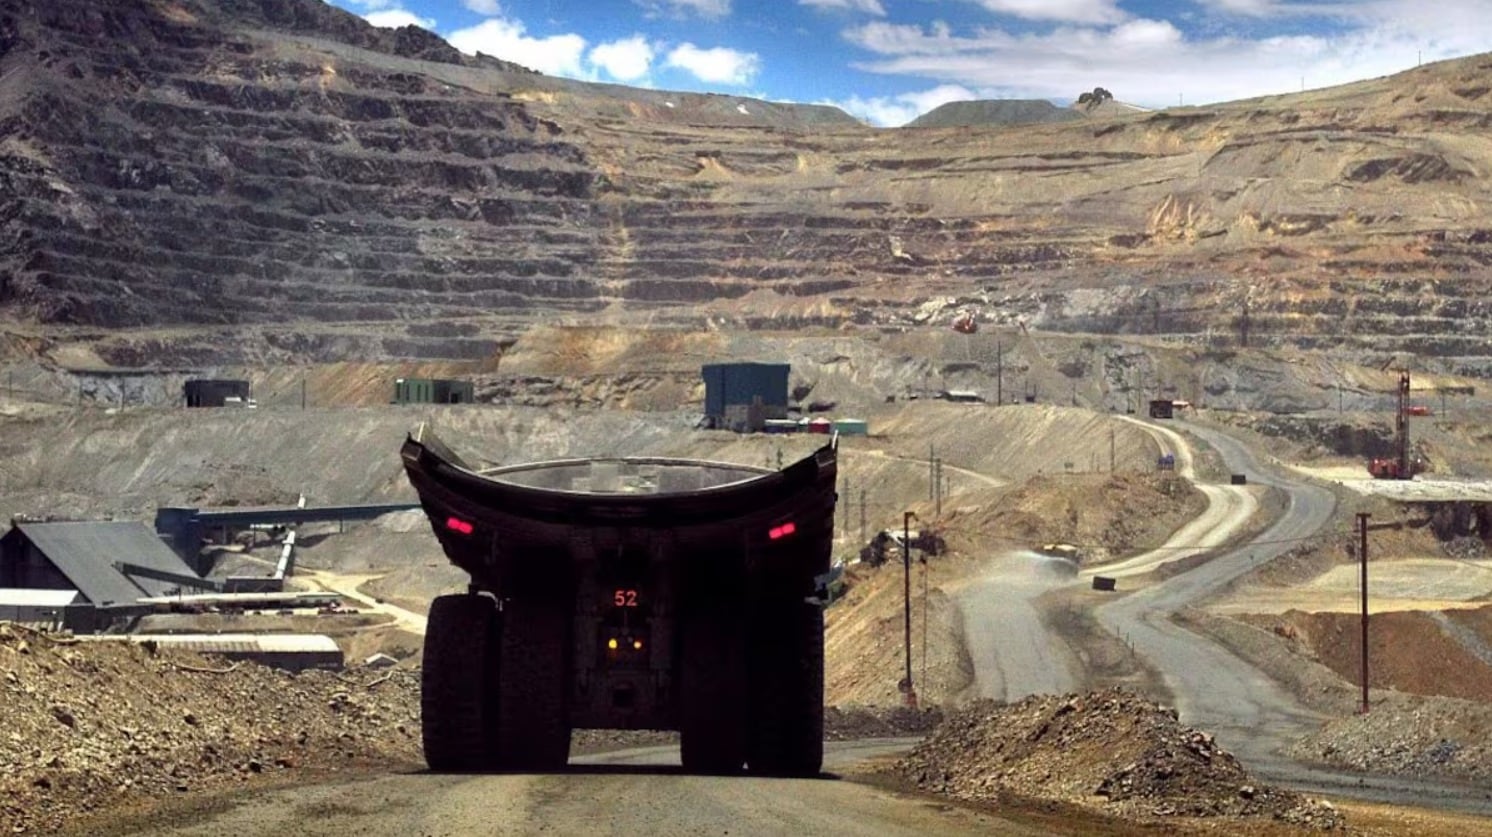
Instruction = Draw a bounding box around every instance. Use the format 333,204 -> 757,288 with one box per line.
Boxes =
184,378 -> 251,407
832,418 -> 869,436
393,377 -> 475,404
701,362 -> 790,432
0,521 -> 214,631
78,633 -> 344,672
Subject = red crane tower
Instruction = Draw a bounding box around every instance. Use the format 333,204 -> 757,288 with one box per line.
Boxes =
1367,370 -> 1424,479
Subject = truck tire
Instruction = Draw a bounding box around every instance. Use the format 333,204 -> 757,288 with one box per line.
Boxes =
680,595 -> 747,774
421,594 -> 501,772
496,596 -> 573,771
746,597 -> 824,777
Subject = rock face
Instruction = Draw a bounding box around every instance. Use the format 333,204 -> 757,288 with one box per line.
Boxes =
4,0 -> 1492,366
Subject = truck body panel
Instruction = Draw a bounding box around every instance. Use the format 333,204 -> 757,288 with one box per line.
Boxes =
401,425 -> 836,770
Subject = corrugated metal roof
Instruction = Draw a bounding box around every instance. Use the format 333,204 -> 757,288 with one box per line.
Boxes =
0,588 -> 80,607
82,633 -> 341,654
17,522 -> 198,605
135,591 -> 340,606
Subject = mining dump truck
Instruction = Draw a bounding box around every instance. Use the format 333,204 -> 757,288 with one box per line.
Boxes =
400,425 -> 837,776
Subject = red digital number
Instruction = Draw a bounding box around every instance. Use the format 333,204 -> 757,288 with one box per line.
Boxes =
613,589 -> 639,607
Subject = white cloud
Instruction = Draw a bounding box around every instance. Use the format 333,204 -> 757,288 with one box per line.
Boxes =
1196,0 -> 1283,13
665,43 -> 761,85
344,0 -> 397,9
800,0 -> 887,15
831,84 -> 982,126
447,18 -> 587,76
590,35 -> 656,82
364,9 -> 435,29
842,1 -> 1492,112
637,0 -> 731,19
1191,0 -> 1336,15
462,0 -> 502,14
972,0 -> 1127,24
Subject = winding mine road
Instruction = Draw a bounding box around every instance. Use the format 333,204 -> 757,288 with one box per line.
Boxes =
1094,422 -> 1492,811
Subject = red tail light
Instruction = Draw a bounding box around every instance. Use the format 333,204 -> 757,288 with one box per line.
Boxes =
445,516 -> 474,535
769,521 -> 797,540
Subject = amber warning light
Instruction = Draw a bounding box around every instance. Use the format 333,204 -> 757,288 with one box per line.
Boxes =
445,516 -> 474,535
768,521 -> 797,540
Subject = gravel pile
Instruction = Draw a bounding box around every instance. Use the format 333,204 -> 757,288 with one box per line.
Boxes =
1291,694 -> 1492,785
825,704 -> 944,740
891,687 -> 1345,830
0,624 -> 422,835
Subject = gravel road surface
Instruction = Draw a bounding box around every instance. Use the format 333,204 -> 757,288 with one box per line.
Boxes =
109,740 -> 1053,837
954,552 -> 1080,701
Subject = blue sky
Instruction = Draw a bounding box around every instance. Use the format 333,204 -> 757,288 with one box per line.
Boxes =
328,0 -> 1492,125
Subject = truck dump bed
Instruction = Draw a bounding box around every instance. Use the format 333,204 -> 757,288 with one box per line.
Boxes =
400,425 -> 838,775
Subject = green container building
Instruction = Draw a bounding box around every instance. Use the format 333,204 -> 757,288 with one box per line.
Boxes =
393,378 -> 474,405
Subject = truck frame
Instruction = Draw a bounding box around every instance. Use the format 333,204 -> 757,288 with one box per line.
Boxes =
400,425 -> 837,776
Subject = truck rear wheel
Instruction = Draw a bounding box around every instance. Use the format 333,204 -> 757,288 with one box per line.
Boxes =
746,598 -> 824,777
680,604 -> 747,774
496,597 -> 573,771
422,594 -> 501,772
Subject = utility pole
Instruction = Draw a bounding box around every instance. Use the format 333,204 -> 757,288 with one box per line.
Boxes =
934,457 -> 943,517
301,376 -> 307,410
996,342 -> 1003,406
843,476 -> 851,534
928,444 -> 935,501
858,489 -> 866,545
920,551 -> 928,698
1357,512 -> 1371,714
901,510 -> 918,708
1239,300 -> 1250,348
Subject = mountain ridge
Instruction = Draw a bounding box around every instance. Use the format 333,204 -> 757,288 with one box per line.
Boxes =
2,0 -> 1492,372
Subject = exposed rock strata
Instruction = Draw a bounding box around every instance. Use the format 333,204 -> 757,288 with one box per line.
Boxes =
3,0 -> 1492,365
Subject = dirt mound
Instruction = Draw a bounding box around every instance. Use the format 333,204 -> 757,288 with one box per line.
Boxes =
1292,693 -> 1492,787
824,705 -> 944,740
0,624 -> 421,835
1241,607 -> 1492,702
891,688 -> 1344,829
946,472 -> 1205,562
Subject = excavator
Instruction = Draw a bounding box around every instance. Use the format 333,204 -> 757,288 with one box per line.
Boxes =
1367,370 -> 1425,479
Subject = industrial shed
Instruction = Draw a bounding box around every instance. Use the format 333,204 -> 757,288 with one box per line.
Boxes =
184,378 -> 251,407
701,362 -> 790,432
393,378 -> 474,404
0,521 -> 212,631
81,634 -> 344,672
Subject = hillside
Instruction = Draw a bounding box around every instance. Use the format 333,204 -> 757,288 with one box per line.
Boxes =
2,0 -> 1492,375
907,99 -> 1082,128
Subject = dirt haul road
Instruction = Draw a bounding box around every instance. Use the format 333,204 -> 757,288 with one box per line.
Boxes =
1097,422 -> 1492,813
953,552 -> 1081,701
949,415 -> 1253,703
1081,417 -> 1257,579
107,740 -> 1063,837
